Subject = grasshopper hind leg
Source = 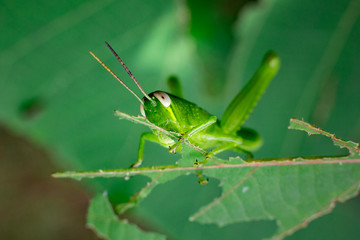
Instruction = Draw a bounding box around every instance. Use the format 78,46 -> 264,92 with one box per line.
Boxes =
199,128 -> 261,164
236,128 -> 262,152
233,146 -> 254,159
196,171 -> 209,185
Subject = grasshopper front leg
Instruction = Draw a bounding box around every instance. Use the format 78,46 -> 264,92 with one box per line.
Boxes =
132,132 -> 160,168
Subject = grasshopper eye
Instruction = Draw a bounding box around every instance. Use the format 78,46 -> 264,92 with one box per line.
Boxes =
140,103 -> 146,117
153,91 -> 171,107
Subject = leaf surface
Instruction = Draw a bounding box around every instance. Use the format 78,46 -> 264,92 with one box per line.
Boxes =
55,119 -> 360,239
87,193 -> 166,240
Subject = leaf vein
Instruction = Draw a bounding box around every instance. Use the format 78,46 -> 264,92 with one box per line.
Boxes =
190,167 -> 258,221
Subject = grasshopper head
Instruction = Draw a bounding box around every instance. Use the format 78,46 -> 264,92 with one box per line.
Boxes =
140,91 -> 173,125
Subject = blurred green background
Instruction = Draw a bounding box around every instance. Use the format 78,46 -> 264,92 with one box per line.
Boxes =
1,0 -> 359,239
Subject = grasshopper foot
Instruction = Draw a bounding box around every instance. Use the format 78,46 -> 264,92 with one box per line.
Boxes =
193,159 -> 200,167
235,148 -> 254,159
168,146 -> 176,154
130,159 -> 143,168
196,172 -> 209,185
193,156 -> 210,167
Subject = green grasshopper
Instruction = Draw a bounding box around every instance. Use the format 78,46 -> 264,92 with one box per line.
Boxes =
90,42 -> 280,169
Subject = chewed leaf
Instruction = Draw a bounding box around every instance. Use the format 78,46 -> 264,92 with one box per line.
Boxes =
54,119 -> 360,240
289,118 -> 360,157
87,193 -> 166,240
189,120 -> 360,240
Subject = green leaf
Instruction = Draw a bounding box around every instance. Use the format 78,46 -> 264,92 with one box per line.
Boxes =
289,118 -> 360,158
87,193 -> 166,240
190,120 -> 360,239
55,119 -> 360,239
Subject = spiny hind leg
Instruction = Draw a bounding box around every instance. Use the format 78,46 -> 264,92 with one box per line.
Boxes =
227,127 -> 262,159
233,147 -> 254,159
236,128 -> 262,152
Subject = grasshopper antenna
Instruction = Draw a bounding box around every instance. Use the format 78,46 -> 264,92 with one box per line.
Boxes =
89,51 -> 145,105
105,41 -> 154,103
